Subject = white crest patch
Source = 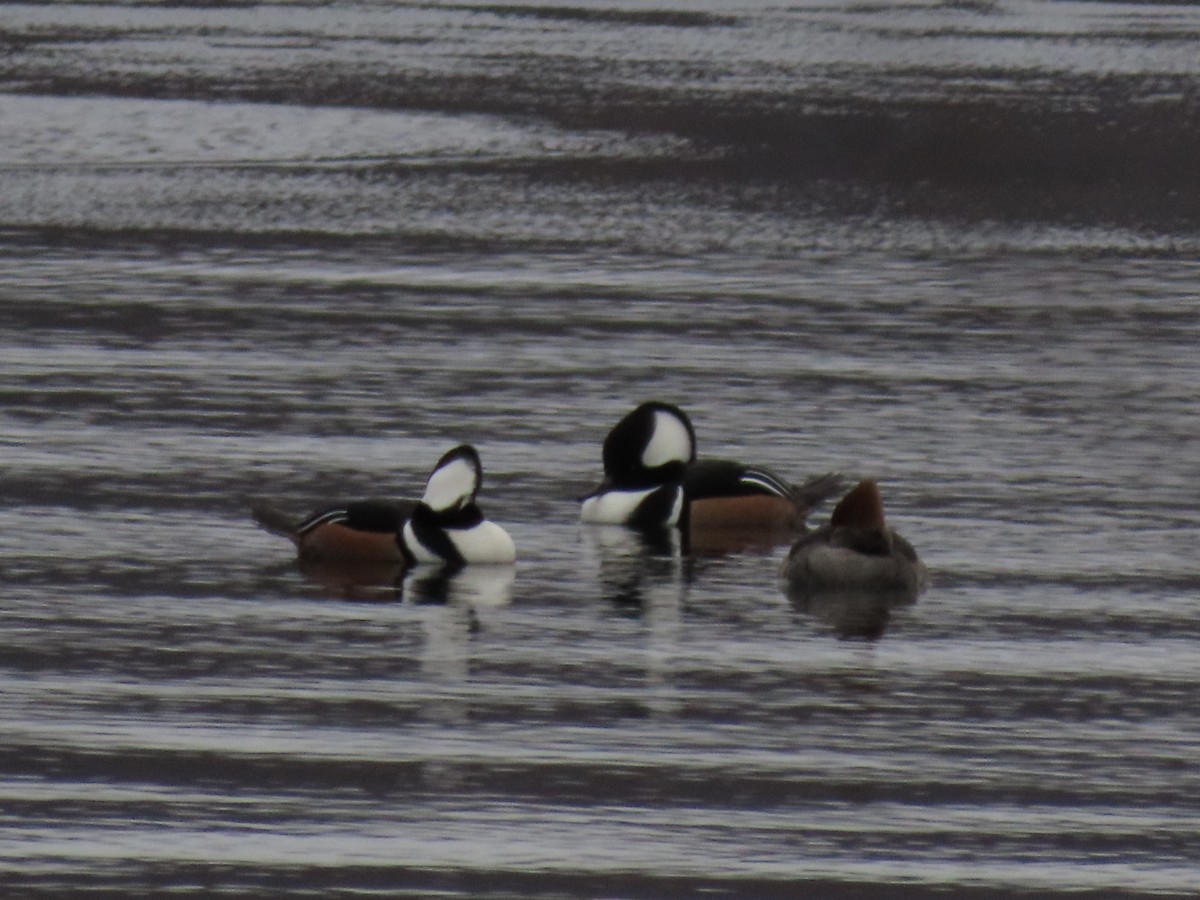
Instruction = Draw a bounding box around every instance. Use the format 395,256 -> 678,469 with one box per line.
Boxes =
422,455 -> 478,511
641,409 -> 692,469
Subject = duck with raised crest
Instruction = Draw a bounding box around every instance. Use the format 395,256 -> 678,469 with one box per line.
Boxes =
579,401 -> 842,542
401,444 -> 516,566
252,444 -> 514,566
782,479 -> 926,595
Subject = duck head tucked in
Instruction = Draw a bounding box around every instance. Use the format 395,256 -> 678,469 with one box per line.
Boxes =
580,401 -> 841,544
580,401 -> 696,528
783,479 -> 926,595
828,478 -> 892,553
402,444 -> 516,566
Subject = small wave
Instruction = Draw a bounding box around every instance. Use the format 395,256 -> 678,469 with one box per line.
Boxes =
444,4 -> 739,28
691,90 -> 1200,188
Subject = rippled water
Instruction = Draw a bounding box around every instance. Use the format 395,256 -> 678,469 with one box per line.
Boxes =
2,1 -> 1199,897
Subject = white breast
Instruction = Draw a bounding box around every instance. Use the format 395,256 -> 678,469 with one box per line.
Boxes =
580,487 -> 682,527
404,520 -> 516,565
448,520 -> 517,564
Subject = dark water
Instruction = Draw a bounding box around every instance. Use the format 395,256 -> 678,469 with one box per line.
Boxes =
2,1 -> 1199,897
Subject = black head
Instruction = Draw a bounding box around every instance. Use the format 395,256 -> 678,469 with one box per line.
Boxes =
601,401 -> 697,488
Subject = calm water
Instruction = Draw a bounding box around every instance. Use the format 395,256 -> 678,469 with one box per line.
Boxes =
1,1 -> 1199,897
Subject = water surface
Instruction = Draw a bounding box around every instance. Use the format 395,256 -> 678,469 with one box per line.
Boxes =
1,1 -> 1199,896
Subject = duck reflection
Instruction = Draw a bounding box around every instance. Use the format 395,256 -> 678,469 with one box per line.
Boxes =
582,524 -> 687,617
291,558 -> 514,792
296,556 -> 406,601
405,565 -> 514,793
404,563 -> 516,609
295,557 -> 515,608
684,519 -> 800,557
582,524 -> 689,716
785,584 -> 919,640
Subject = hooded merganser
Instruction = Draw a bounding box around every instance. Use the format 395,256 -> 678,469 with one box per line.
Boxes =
252,444 -> 514,566
580,401 -> 841,540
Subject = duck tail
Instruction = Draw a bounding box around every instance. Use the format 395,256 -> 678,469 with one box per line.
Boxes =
249,501 -> 301,541
791,472 -> 845,513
